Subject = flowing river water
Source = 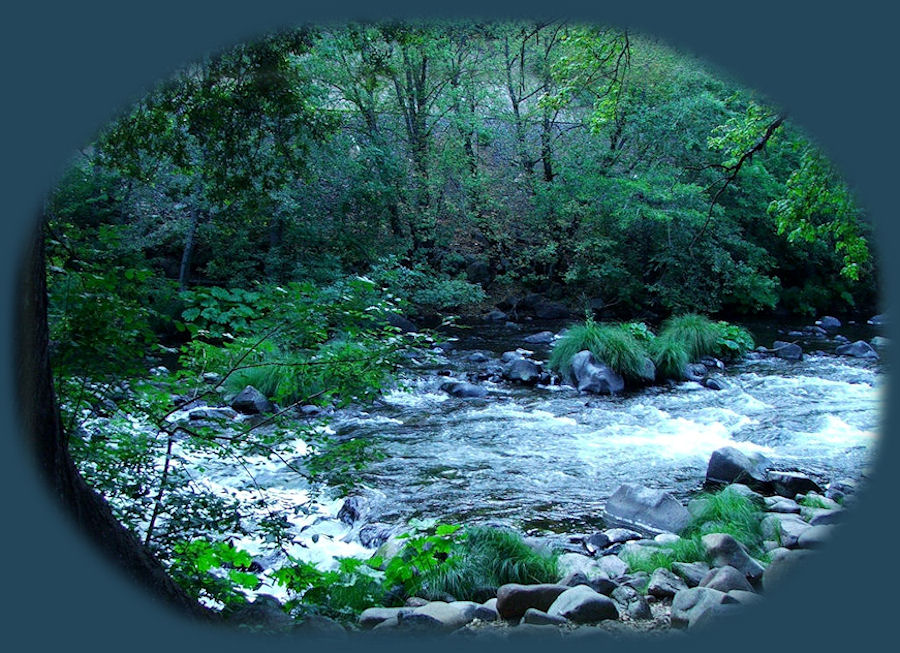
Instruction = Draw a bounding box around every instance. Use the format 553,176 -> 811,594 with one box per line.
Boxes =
160,318 -> 884,602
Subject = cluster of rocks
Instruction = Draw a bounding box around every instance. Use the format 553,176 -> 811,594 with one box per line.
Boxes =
768,314 -> 885,361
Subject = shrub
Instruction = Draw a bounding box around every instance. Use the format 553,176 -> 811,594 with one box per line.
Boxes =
549,318 -> 654,382
713,321 -> 756,360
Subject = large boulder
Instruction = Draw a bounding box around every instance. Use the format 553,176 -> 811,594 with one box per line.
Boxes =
701,533 -> 765,581
835,340 -> 879,360
705,447 -> 771,488
605,484 -> 692,534
230,385 -> 275,414
568,350 -> 625,395
496,583 -> 570,621
772,341 -> 803,361
546,585 -> 619,624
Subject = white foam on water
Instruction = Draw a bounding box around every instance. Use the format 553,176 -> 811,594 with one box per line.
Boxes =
797,414 -> 879,448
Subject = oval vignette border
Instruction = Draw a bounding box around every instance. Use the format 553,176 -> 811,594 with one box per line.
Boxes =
1,2 -> 897,653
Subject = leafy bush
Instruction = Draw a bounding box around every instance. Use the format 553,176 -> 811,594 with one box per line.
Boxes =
365,256 -> 486,313
549,318 -> 654,382
273,557 -> 385,621
713,321 -> 755,360
169,539 -> 260,611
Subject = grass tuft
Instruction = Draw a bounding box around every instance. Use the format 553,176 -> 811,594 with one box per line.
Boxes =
658,314 -> 721,361
649,333 -> 690,380
417,526 -> 559,601
549,319 -> 654,382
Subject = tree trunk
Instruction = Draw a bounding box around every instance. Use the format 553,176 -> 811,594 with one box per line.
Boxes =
16,221 -> 214,621
178,206 -> 201,291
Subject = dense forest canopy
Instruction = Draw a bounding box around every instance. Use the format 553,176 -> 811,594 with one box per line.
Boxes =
48,20 -> 875,328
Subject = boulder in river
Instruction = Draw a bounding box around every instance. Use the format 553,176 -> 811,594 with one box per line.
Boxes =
705,447 -> 772,489
605,484 -> 692,534
524,330 -> 555,344
569,350 -> 625,395
816,316 -> 842,331
230,385 -> 275,414
835,340 -> 879,360
440,381 -> 488,398
767,470 -> 823,497
772,341 -> 803,361
503,358 -> 542,384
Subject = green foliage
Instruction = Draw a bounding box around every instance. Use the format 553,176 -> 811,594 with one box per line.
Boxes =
798,494 -> 831,509
365,256 -> 486,313
621,536 -> 707,574
169,539 -> 260,610
272,557 -> 385,621
548,318 -> 653,382
713,321 -> 755,360
304,435 -> 386,495
179,286 -> 262,338
383,521 -> 465,599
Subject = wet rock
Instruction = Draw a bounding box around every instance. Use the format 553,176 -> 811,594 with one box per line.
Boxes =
772,341 -> 803,360
704,377 -> 729,391
647,568 -> 688,598
605,484 -> 692,534
440,381 -> 488,398
386,313 -> 418,333
359,523 -> 395,548
699,565 -> 754,593
670,587 -> 737,629
583,532 -> 611,553
683,363 -> 708,382
803,325 -> 828,337
700,356 -> 725,370
547,585 -> 619,623
521,608 -> 568,626
672,561 -> 711,588
496,583 -> 570,620
569,350 -> 625,395
337,496 -> 366,525
835,340 -> 879,360
524,330 -> 555,344
767,471 -> 823,497
701,533 -> 765,581
833,335 -> 850,343
467,352 -> 491,363
796,524 -> 836,549
871,336 -> 890,348
705,447 -> 771,488
485,309 -> 507,322
202,372 -> 222,384
503,358 -> 542,385
816,316 -> 842,331
230,385 -> 275,414
868,313 -> 887,326
611,585 -> 651,620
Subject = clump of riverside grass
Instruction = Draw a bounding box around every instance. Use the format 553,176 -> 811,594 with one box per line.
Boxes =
415,526 -> 560,601
621,486 -> 768,576
550,314 -> 755,384
548,317 -> 654,382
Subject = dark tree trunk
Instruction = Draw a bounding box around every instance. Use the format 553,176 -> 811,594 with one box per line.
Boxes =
16,221 -> 214,621
178,206 -> 201,291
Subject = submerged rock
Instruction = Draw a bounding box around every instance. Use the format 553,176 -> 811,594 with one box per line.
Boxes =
503,358 -> 542,384
440,381 -> 488,398
772,341 -> 803,361
524,330 -> 555,344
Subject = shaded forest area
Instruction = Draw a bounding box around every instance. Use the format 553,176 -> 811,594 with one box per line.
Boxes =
47,21 -> 876,334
